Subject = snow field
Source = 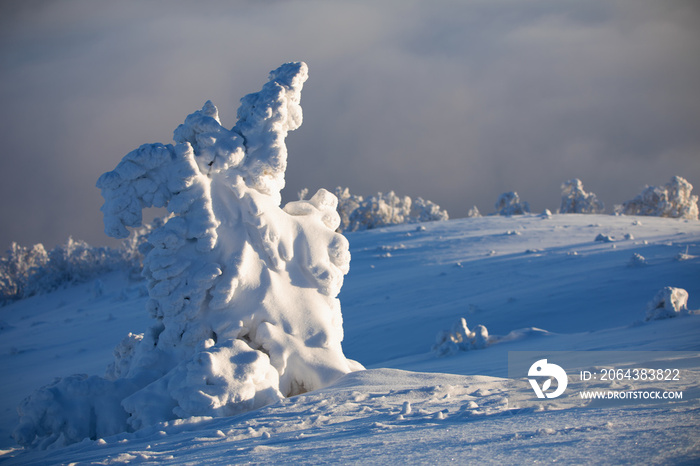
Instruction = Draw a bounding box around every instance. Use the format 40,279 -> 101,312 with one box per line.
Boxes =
2,213 -> 699,463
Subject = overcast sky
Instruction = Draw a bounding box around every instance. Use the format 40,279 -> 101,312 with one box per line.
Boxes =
1,0 -> 699,250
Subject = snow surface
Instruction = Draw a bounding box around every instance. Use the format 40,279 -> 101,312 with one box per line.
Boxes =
2,213 -> 699,464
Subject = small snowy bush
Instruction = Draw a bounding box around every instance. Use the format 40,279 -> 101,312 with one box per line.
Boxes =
334,187 -> 364,232
334,187 -> 448,232
466,206 -> 481,218
645,287 -> 689,321
628,253 -> 647,267
618,176 -> 699,219
559,179 -> 604,214
595,233 -> 614,243
432,318 -> 490,356
494,192 -> 530,216
15,62 -> 363,449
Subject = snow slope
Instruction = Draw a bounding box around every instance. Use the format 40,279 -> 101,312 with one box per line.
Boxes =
1,214 -> 699,464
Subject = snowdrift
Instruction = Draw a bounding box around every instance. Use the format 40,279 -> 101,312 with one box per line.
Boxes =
13,62 -> 362,449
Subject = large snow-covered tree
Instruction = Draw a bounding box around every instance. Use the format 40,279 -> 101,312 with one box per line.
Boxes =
619,176 -> 699,219
15,62 -> 363,449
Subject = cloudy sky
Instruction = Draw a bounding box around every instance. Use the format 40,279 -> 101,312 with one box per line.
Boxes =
1,0 -> 698,249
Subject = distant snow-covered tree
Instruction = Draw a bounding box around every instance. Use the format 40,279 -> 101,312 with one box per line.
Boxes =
15,62 -> 363,449
0,238 -> 138,305
467,206 -> 481,218
0,243 -> 48,303
411,197 -> 449,224
494,191 -> 530,216
347,191 -> 412,231
334,188 -> 448,232
618,176 -> 699,219
559,178 -> 604,214
334,187 -> 364,232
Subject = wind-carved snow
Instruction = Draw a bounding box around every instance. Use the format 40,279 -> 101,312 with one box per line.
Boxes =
14,62 -> 362,449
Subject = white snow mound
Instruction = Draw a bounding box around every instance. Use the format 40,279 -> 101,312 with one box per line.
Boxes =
645,286 -> 689,321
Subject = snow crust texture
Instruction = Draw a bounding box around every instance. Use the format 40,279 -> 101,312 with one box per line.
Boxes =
14,62 -> 362,449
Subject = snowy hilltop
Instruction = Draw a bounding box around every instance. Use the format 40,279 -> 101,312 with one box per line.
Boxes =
2,212 -> 699,464
13,62 -> 362,449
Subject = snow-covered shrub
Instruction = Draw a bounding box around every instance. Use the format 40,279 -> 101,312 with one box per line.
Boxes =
15,62 -> 363,449
334,187 -> 364,232
675,246 -> 696,262
559,178 -> 604,214
432,318 -> 490,356
105,332 -> 145,380
618,176 -> 699,219
411,197 -> 450,224
348,191 -> 411,231
0,243 -> 48,303
0,238 -> 139,305
595,233 -> 614,243
645,287 -> 689,321
467,206 -> 481,218
335,188 -> 448,232
494,192 -> 530,216
628,253 -> 647,267
14,375 -> 140,449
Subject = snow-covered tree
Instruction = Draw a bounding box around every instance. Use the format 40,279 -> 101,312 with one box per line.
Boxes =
0,238 -> 138,305
618,176 -> 699,219
0,243 -> 47,302
15,62 -> 363,449
466,206 -> 481,218
559,178 -> 604,214
334,188 -> 448,232
348,191 -> 409,230
335,187 -> 364,232
411,197 -> 450,224
494,191 -> 530,216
